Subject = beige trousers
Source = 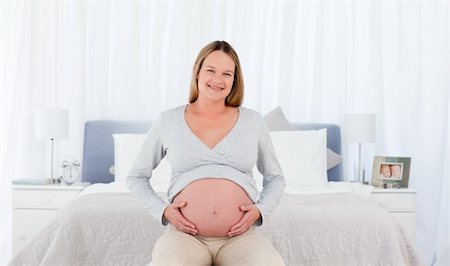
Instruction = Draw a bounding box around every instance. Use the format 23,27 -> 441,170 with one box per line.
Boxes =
150,226 -> 285,266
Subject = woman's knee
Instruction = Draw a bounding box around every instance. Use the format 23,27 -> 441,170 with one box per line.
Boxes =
151,230 -> 211,266
215,230 -> 285,266
239,245 -> 285,266
151,254 -> 211,266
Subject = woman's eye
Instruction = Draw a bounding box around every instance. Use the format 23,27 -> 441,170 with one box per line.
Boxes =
224,73 -> 232,77
207,69 -> 214,73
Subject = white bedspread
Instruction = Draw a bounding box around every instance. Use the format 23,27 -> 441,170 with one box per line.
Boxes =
9,187 -> 422,266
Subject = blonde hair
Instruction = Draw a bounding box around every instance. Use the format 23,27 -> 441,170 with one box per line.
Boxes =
189,41 -> 244,107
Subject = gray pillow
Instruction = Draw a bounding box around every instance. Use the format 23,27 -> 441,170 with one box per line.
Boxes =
264,107 -> 342,170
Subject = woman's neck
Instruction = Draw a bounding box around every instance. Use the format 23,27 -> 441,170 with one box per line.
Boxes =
189,100 -> 229,115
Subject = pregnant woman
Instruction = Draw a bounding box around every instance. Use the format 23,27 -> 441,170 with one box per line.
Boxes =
127,40 -> 285,266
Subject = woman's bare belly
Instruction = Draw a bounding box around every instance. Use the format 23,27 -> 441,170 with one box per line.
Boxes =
173,178 -> 253,237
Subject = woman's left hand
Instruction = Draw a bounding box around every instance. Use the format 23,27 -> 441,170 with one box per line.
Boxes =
227,204 -> 261,237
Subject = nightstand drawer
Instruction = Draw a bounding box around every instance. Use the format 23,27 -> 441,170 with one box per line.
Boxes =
11,183 -> 89,256
13,189 -> 80,209
370,192 -> 415,211
369,188 -> 416,246
12,209 -> 58,256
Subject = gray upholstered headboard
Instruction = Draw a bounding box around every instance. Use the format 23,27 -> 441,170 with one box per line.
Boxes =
81,120 -> 342,184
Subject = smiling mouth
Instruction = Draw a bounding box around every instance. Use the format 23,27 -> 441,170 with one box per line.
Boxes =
208,85 -> 224,91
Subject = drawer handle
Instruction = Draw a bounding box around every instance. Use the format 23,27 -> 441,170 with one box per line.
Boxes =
379,200 -> 388,208
41,197 -> 50,204
16,232 -> 26,240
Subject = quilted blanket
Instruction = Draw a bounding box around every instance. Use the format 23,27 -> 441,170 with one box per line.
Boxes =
9,193 -> 422,266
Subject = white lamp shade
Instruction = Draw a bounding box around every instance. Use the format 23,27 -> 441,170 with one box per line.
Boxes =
344,113 -> 376,143
35,109 -> 69,139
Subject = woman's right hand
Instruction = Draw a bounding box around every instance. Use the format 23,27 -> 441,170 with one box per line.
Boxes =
163,201 -> 198,235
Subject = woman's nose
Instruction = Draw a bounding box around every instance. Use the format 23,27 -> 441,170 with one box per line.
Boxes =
213,77 -> 223,84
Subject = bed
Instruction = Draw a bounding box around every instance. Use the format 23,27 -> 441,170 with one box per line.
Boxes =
9,118 -> 422,266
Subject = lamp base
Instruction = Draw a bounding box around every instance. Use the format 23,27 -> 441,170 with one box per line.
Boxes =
353,161 -> 366,183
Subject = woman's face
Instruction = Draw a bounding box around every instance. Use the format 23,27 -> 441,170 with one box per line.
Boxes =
196,50 -> 235,104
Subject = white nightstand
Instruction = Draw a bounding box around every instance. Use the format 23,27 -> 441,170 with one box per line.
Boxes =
370,188 -> 417,243
12,182 -> 89,256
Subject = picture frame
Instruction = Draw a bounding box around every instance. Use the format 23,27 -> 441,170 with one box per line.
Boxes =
371,156 -> 411,188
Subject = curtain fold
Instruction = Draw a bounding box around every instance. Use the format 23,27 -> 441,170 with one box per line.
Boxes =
434,100 -> 449,265
1,0 -> 448,264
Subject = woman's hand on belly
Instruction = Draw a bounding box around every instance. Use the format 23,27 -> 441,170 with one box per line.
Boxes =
163,201 -> 198,235
227,204 -> 261,237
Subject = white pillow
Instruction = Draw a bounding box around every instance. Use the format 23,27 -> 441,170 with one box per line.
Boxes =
113,134 -> 171,191
264,107 -> 342,170
255,129 -> 328,190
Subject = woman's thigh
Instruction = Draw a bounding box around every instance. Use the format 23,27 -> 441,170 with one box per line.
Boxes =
214,229 -> 285,266
151,228 -> 211,266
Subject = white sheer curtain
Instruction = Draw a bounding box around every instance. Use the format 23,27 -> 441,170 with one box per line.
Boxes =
1,0 -> 448,264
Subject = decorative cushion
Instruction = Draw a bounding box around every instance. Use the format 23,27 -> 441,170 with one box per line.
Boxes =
264,107 -> 298,131
112,134 -> 171,191
264,107 -> 342,170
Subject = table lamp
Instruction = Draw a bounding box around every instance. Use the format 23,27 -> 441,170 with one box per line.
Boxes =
344,113 -> 376,184
35,109 -> 69,183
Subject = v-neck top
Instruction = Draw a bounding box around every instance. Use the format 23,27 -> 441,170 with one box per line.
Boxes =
127,105 -> 285,225
182,104 -> 241,150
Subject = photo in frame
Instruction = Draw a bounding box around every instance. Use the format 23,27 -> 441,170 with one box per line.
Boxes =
371,156 -> 411,188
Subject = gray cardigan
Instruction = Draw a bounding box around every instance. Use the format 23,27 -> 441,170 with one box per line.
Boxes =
127,105 -> 285,225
